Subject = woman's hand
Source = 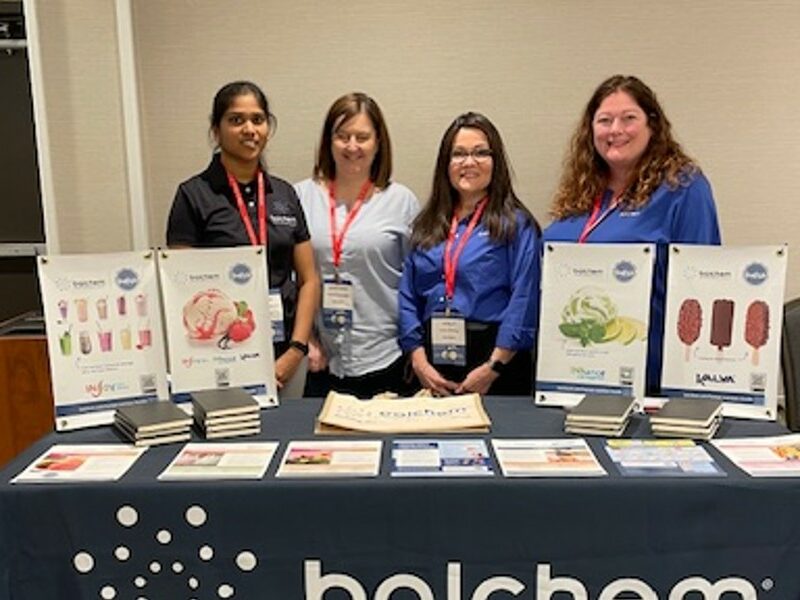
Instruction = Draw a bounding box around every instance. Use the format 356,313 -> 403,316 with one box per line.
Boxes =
307,337 -> 328,372
455,362 -> 498,395
410,348 -> 458,396
275,346 -> 305,389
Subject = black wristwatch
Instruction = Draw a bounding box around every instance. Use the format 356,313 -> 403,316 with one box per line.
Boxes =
487,359 -> 507,375
289,340 -> 309,355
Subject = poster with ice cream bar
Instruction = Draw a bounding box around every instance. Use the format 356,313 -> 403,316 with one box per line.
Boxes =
37,251 -> 169,431
535,242 -> 655,406
661,244 -> 788,421
157,247 -> 277,408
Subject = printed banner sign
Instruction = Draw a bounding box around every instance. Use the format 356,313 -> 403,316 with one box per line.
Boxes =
158,247 -> 276,407
38,251 -> 169,431
660,244 -> 787,420
535,242 -> 655,404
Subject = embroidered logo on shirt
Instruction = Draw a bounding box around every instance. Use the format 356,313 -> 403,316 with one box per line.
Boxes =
270,215 -> 297,227
618,210 -> 640,218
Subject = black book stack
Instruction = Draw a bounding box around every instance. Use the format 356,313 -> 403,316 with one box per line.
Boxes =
650,398 -> 722,440
564,394 -> 637,437
191,388 -> 261,439
115,401 -> 193,447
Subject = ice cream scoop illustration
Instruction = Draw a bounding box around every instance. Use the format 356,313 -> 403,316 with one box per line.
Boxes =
745,300 -> 769,366
558,286 -> 644,346
183,289 -> 238,340
710,299 -> 734,354
677,298 -> 702,361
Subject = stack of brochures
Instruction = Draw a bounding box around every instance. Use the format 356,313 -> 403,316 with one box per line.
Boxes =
564,394 -> 637,437
114,401 -> 192,446
650,398 -> 722,440
191,388 -> 261,439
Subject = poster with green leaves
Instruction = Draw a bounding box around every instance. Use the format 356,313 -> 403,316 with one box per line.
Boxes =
535,243 -> 655,405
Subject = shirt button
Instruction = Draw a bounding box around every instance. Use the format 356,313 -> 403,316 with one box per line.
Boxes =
245,186 -> 252,193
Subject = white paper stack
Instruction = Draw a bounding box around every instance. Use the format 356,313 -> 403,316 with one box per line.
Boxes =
191,388 -> 261,439
650,398 -> 722,440
564,394 -> 637,437
114,401 -> 192,447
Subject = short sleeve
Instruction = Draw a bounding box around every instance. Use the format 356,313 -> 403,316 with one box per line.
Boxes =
166,184 -> 200,246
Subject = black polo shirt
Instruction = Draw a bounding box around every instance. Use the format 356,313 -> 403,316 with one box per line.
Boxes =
166,153 -> 311,338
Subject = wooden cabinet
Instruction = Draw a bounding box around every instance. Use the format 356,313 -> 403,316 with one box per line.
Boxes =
0,336 -> 54,467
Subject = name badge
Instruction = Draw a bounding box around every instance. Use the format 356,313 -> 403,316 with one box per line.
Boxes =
269,288 -> 285,343
322,279 -> 354,330
431,311 -> 466,366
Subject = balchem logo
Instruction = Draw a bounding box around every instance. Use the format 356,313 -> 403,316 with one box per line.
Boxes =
743,263 -> 768,286
115,268 -> 139,291
229,263 -> 252,285
304,561 -> 759,599
613,260 -> 636,283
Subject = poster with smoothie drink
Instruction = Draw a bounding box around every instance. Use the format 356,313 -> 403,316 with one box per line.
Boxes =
157,246 -> 277,408
37,251 -> 170,431
660,244 -> 788,421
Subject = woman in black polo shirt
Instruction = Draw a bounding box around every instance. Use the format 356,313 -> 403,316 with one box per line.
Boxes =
166,81 -> 319,398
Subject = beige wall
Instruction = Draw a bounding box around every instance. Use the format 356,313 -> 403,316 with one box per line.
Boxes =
34,0 -> 800,299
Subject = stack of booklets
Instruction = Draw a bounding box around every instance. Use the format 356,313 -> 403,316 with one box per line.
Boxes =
564,394 -> 637,437
650,398 -> 722,440
191,388 -> 261,439
115,401 -> 192,446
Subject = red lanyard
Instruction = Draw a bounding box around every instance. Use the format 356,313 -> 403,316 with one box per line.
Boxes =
578,190 -> 623,243
444,197 -> 488,301
227,170 -> 267,246
328,179 -> 373,269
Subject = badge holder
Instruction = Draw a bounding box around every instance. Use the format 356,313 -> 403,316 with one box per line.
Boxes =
431,308 -> 467,366
268,288 -> 285,343
322,277 -> 354,341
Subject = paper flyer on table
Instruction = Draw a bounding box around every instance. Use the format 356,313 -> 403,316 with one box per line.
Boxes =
158,442 -> 279,480
391,439 -> 494,477
10,444 -> 146,483
158,247 -> 277,407
605,439 -> 725,477
712,435 -> 800,477
275,440 -> 382,477
38,252 -> 170,431
535,242 -> 655,405
491,438 -> 607,477
660,244 -> 787,421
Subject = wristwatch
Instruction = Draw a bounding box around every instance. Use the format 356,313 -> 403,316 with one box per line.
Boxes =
487,359 -> 507,375
289,340 -> 309,355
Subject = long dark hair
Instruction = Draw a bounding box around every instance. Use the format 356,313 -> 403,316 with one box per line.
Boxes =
411,112 -> 537,249
313,92 -> 392,188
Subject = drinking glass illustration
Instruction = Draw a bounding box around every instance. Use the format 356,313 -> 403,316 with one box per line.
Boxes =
117,295 -> 127,316
120,326 -> 132,350
79,331 -> 92,354
96,298 -> 108,320
98,330 -> 112,352
57,300 -> 68,320
59,330 -> 72,356
75,299 -> 88,322
138,327 -> 152,348
135,294 -> 148,317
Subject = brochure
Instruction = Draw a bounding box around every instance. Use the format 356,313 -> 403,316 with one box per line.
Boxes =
275,440 -> 382,478
11,444 -> 146,483
712,435 -> 800,477
660,244 -> 787,421
604,439 -> 725,477
37,251 -> 170,431
390,439 -> 494,477
158,442 -> 278,480
536,242 -> 655,405
491,438 -> 606,477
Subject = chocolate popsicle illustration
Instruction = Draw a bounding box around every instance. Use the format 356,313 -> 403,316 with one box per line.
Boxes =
710,299 -> 734,356
745,300 -> 769,366
677,298 -> 702,361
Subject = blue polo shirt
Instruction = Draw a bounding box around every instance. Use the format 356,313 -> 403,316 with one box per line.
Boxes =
542,172 -> 721,394
398,210 -> 540,352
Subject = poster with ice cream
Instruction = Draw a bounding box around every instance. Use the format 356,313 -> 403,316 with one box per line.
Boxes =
661,244 -> 787,420
37,251 -> 169,431
535,243 -> 655,406
158,247 -> 277,408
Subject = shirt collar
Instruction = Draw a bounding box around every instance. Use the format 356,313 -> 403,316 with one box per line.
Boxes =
202,153 -> 273,195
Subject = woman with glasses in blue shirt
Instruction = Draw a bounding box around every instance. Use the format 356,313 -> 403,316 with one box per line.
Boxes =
543,75 -> 721,395
398,112 -> 541,396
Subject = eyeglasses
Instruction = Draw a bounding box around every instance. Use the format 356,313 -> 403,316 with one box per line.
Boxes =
450,148 -> 493,164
